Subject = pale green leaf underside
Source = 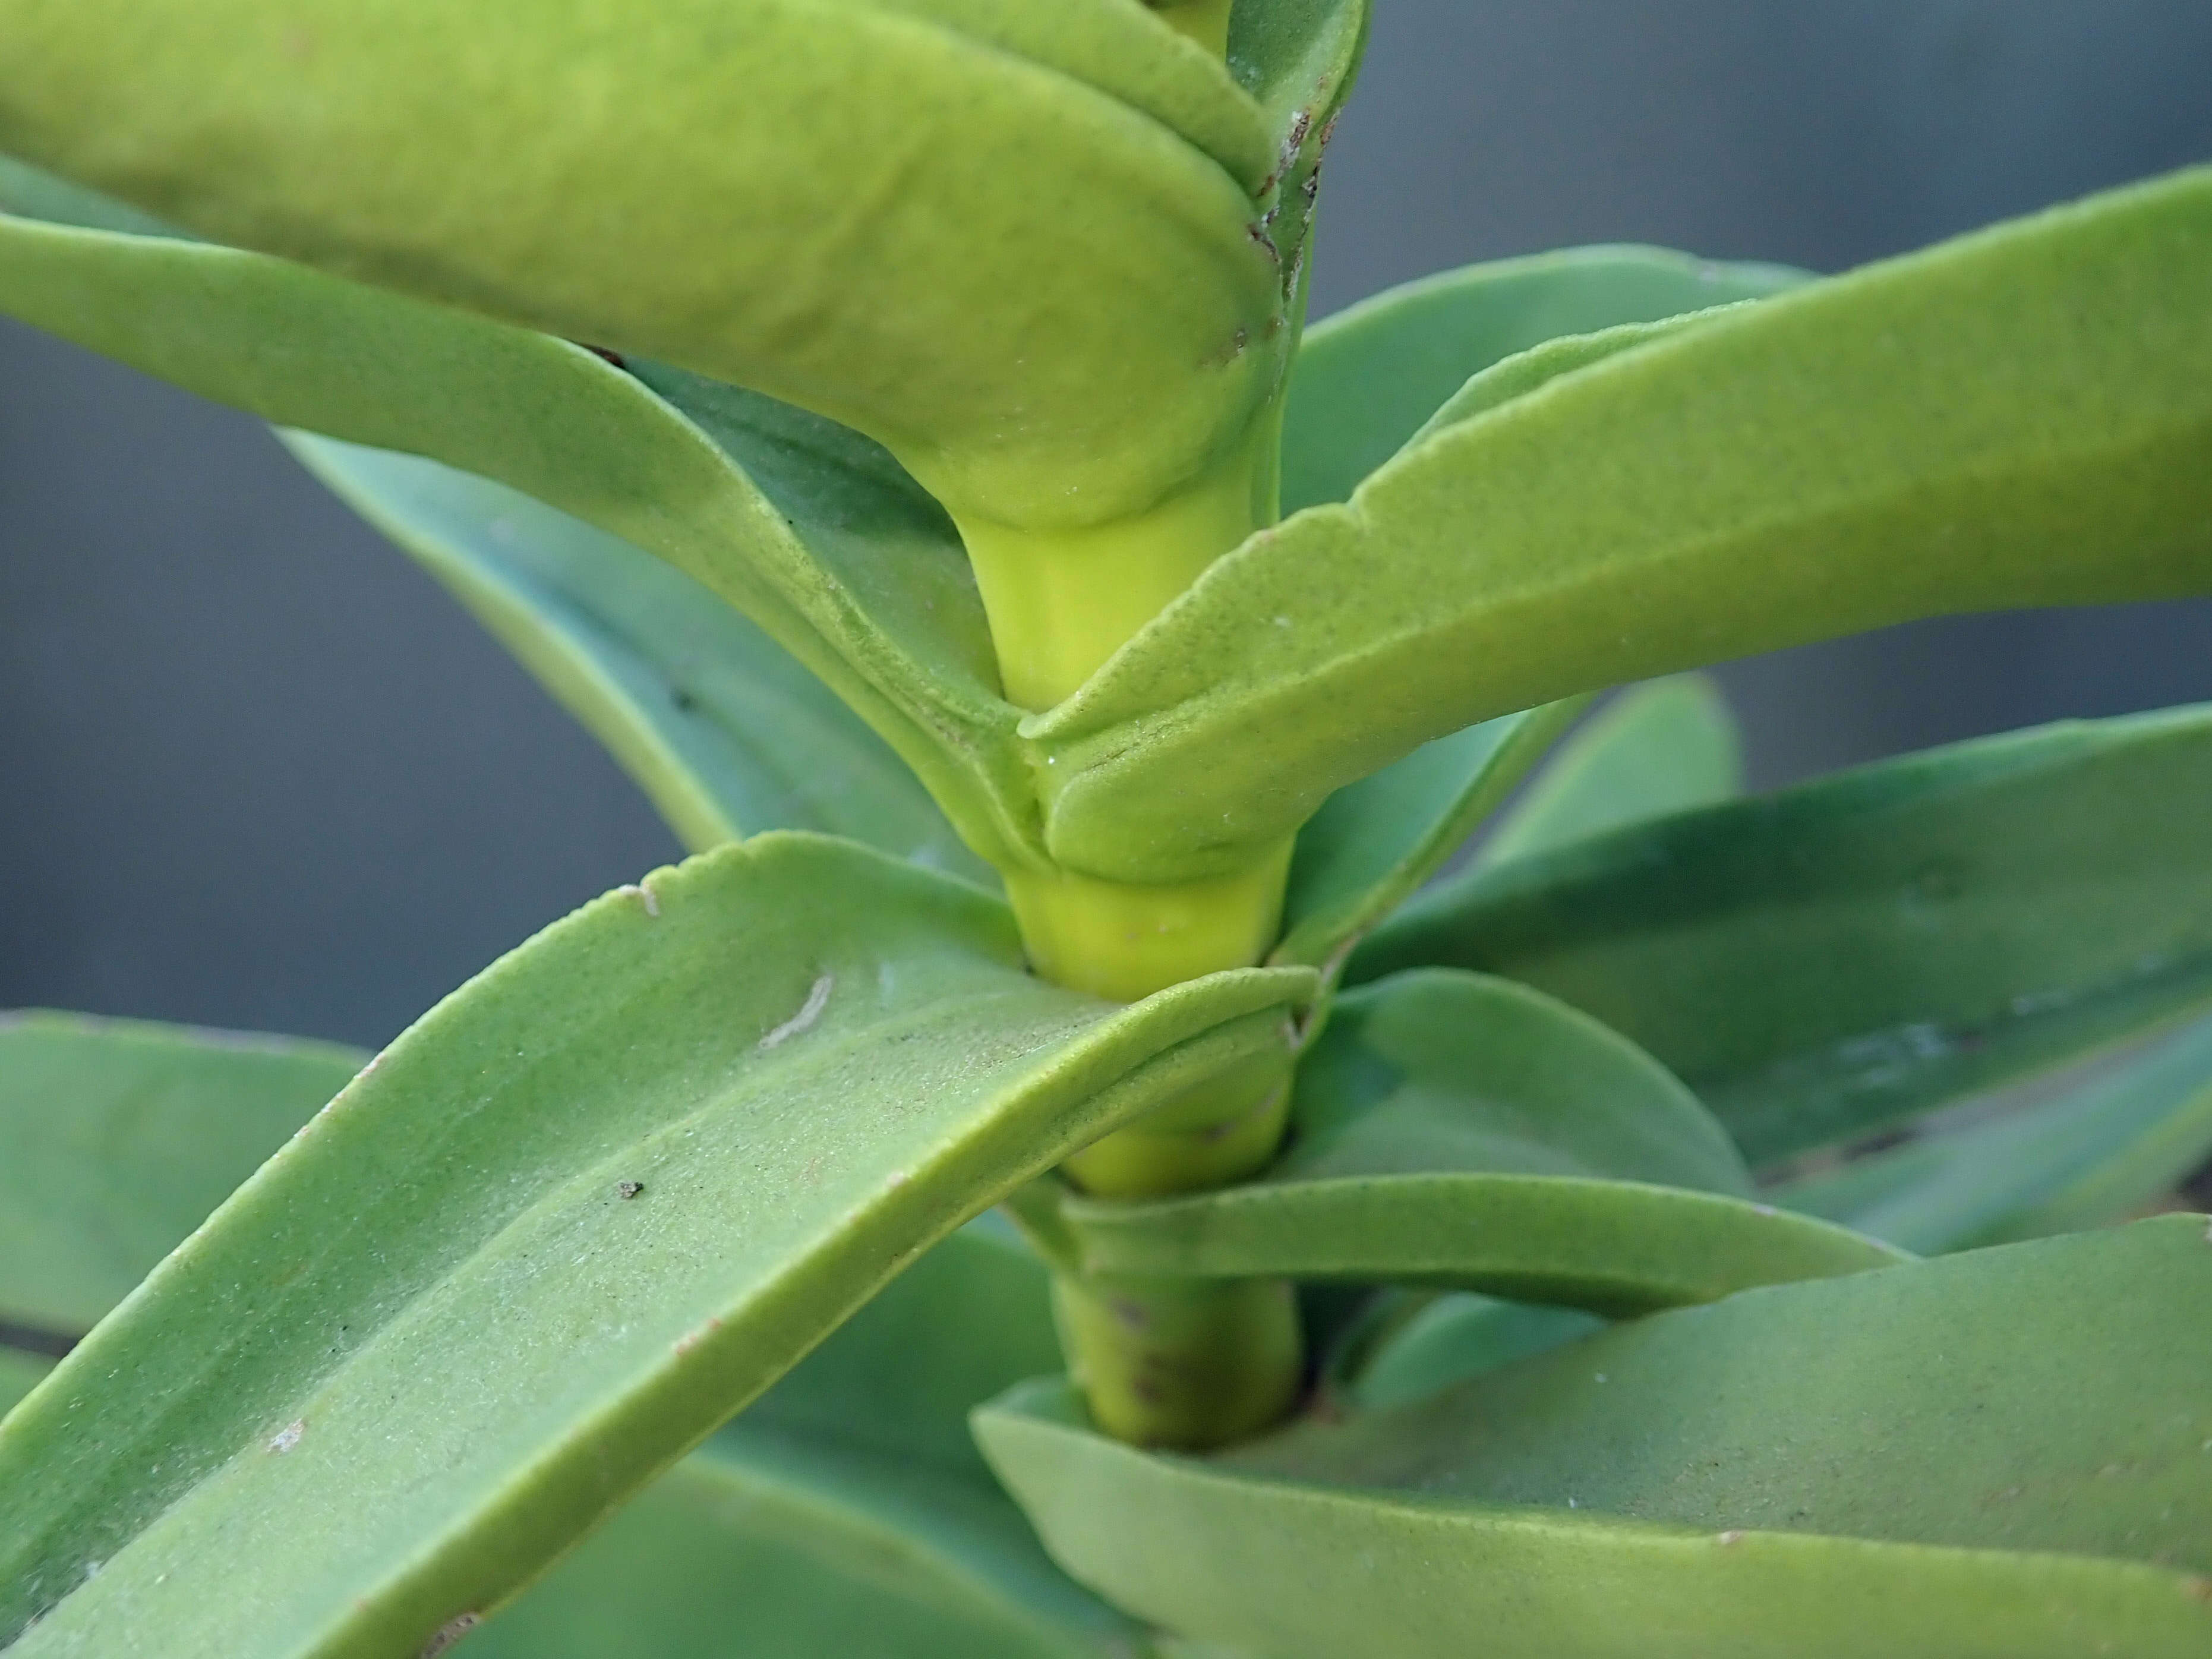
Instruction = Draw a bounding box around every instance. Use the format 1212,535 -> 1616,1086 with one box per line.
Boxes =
0,0 -> 1284,528
1776,1014 -> 2212,1254
1273,700 -> 1585,971
979,1219 -> 2212,1659
1358,704 -> 2212,1166
0,835 -> 1312,1657
0,1011 -> 361,1333
1280,245 -> 1806,513
288,434 -> 989,879
1474,676 -> 1743,871
1031,167 -> 2212,881
0,169 -> 1040,869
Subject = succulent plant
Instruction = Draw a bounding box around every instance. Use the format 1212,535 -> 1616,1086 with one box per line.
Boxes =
3,4 -> 2211,1655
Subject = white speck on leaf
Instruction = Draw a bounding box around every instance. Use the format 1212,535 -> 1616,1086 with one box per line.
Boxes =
1718,1529 -> 1745,1546
616,882 -> 660,919
269,1419 -> 305,1453
759,974 -> 834,1051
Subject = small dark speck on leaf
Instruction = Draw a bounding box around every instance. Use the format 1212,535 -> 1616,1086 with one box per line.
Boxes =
617,1181 -> 643,1200
419,1612 -> 482,1658
671,687 -> 698,712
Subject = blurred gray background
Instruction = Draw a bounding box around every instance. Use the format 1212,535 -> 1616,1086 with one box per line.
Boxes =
5,1 -> 2210,1048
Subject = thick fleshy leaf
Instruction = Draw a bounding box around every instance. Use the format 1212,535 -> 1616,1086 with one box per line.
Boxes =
474,1220 -> 1148,1658
0,167 -> 1040,868
0,834 -> 1313,1656
1027,167 -> 2212,881
1056,1173 -> 1899,1317
1288,971 -> 1750,1195
0,0 -> 1296,530
1049,972 -> 1898,1316
1273,701 -> 1584,972
979,1219 -> 2212,1659
288,434 -> 989,878
1281,246 -> 1804,514
1357,704 -> 2212,1166
1474,676 -> 1742,870
1333,1293 -> 1604,1414
1776,1014 -> 2212,1254
0,1011 -> 360,1336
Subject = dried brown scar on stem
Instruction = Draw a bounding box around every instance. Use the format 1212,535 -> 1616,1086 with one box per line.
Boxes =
759,973 -> 834,1050
616,882 -> 660,919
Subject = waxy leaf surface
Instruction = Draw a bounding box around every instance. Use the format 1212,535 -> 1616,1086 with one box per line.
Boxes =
289,435 -> 986,878
0,0 -> 1286,528
1273,702 -> 1583,972
1031,169 -> 2212,881
1358,704 -> 2212,1165
1474,676 -> 1742,870
0,1012 -> 360,1336
0,170 -> 1039,868
1777,1014 -> 2212,1253
474,1222 -> 1146,1658
1280,246 -> 1804,513
0,835 -> 1311,1658
980,1219 -> 2212,1659
1054,972 -> 1898,1315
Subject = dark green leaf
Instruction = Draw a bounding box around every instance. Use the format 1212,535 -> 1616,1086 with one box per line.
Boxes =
1776,1014 -> 2212,1253
1030,168 -> 2212,882
0,834 -> 1312,1655
979,1219 -> 2212,1659
290,435 -> 990,878
0,1011 -> 361,1333
1358,704 -> 2212,1165
1474,676 -> 1742,870
1273,702 -> 1584,972
1281,245 -> 1805,513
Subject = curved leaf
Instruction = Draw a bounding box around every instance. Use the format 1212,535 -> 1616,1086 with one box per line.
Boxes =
0,0 -> 1286,529
1358,704 -> 2212,1165
1289,970 -> 1750,1194
1028,166 -> 2212,881
0,1011 -> 359,1336
0,834 -> 1314,1656
475,1221 -> 1148,1658
1282,245 -> 1805,513
1334,1293 -> 1604,1414
1273,701 -> 1584,972
1776,1014 -> 2212,1254
288,434 -> 989,878
0,181 -> 1039,868
1057,1174 -> 1899,1317
978,1219 -> 2212,1659
1475,676 -> 1742,870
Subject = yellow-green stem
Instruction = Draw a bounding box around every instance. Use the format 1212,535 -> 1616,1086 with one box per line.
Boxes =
961,428 -> 1299,1447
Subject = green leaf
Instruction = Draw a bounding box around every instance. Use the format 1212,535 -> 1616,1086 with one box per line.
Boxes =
288,434 -> 989,878
0,0 -> 1290,529
1475,676 -> 1742,870
0,1350 -> 53,1417
977,1218 -> 2212,1659
1776,1014 -> 2212,1254
1050,973 -> 1898,1316
1289,971 -> 1750,1194
472,1221 -> 1148,1659
1273,701 -> 1585,972
1028,167 -> 2212,882
0,834 -> 1314,1656
0,176 -> 1039,869
0,1010 -> 361,1334
1282,245 -> 1806,513
1334,1293 -> 1604,1414
1358,704 -> 2212,1166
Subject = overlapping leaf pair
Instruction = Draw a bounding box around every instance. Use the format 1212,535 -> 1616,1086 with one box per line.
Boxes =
4,1 -> 2212,1655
